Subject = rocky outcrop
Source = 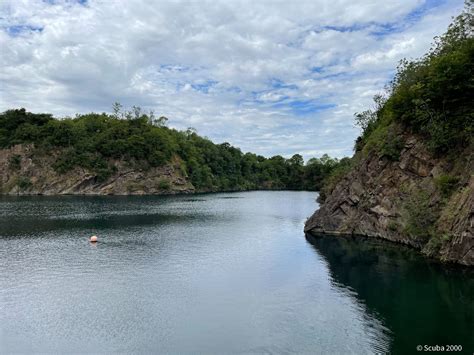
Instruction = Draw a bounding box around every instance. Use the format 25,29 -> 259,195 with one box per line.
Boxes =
305,134 -> 473,266
0,145 -> 195,195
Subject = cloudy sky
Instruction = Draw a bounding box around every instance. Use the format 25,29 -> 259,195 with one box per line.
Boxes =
0,0 -> 464,159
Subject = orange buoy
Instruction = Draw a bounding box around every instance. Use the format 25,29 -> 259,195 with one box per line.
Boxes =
90,235 -> 98,243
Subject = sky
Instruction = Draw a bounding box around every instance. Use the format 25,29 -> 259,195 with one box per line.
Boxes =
0,0 -> 465,159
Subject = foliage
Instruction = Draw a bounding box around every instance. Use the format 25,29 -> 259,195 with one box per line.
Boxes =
0,107 -> 348,192
354,94 -> 387,142
402,190 -> 437,241
425,233 -> 453,255
387,221 -> 399,232
355,3 -> 474,155
16,176 -> 32,191
8,155 -> 21,170
380,134 -> 404,161
362,123 -> 404,161
321,4 -> 474,247
318,157 -> 353,202
158,179 -> 171,190
435,175 -> 460,198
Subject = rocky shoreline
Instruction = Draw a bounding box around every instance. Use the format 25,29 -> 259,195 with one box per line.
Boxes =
0,144 -> 195,196
304,134 -> 473,266
0,144 -> 306,196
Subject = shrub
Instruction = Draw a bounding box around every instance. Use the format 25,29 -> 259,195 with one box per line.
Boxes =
158,179 -> 171,190
95,167 -> 115,183
380,134 -> 404,161
388,221 -> 399,232
425,233 -> 453,255
8,155 -> 21,170
318,157 -> 352,202
386,6 -> 473,154
354,4 -> 473,156
435,175 -> 459,198
16,176 -> 32,191
402,190 -> 437,240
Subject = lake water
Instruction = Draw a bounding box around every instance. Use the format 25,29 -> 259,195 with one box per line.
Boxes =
0,191 -> 472,354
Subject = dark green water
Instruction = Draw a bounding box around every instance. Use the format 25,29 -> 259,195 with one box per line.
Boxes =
305,234 -> 474,354
0,191 -> 472,354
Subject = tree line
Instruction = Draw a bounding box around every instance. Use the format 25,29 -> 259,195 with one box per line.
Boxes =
0,107 -> 348,192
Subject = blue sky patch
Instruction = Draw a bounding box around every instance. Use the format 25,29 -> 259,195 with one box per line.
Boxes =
404,0 -> 447,25
42,0 -> 88,5
370,23 -> 400,38
269,78 -> 298,90
4,25 -> 43,37
191,80 -> 218,94
273,100 -> 336,116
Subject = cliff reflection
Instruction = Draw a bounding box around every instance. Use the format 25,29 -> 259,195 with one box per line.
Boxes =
305,234 -> 474,355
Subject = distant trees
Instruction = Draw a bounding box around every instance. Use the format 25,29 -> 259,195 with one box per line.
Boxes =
304,154 -> 344,191
0,107 -> 347,192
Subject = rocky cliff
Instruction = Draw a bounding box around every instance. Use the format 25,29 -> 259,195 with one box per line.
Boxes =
304,134 -> 473,266
0,145 -> 195,195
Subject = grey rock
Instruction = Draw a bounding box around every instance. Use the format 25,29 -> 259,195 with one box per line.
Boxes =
305,133 -> 473,266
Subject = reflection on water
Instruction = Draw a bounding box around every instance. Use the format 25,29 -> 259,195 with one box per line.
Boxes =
0,192 -> 471,353
306,234 -> 474,354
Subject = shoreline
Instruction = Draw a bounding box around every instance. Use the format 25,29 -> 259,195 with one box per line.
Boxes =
0,188 -> 319,197
305,229 -> 474,268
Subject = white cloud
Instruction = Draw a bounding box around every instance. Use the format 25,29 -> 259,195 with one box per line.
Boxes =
0,0 -> 464,159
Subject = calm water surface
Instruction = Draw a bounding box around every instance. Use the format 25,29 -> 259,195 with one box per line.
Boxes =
0,191 -> 472,354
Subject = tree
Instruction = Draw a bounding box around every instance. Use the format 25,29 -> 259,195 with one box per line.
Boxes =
112,102 -> 122,118
156,116 -> 168,127
0,106 -> 347,192
288,154 -> 304,166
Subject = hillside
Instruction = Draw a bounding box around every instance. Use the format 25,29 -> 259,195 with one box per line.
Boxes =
0,108 -> 345,195
305,6 -> 474,265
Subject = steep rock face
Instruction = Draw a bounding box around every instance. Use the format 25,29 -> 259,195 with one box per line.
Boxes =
305,134 -> 473,266
0,145 -> 195,195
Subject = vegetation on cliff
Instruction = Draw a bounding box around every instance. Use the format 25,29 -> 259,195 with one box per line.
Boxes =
355,3 -> 473,155
311,3 -> 473,264
0,107 -> 345,193
321,2 -> 473,201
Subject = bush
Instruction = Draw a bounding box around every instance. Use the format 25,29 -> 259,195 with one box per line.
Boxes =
425,233 -> 453,255
435,175 -> 459,198
16,176 -> 32,191
387,5 -> 474,154
354,4 -> 473,156
158,179 -> 171,190
388,221 -> 399,232
8,155 -> 21,170
402,190 -> 437,240
380,134 -> 404,161
95,167 -> 115,183
318,157 -> 353,202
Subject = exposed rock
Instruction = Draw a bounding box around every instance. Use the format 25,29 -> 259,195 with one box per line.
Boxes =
305,133 -> 473,266
0,145 -> 195,195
